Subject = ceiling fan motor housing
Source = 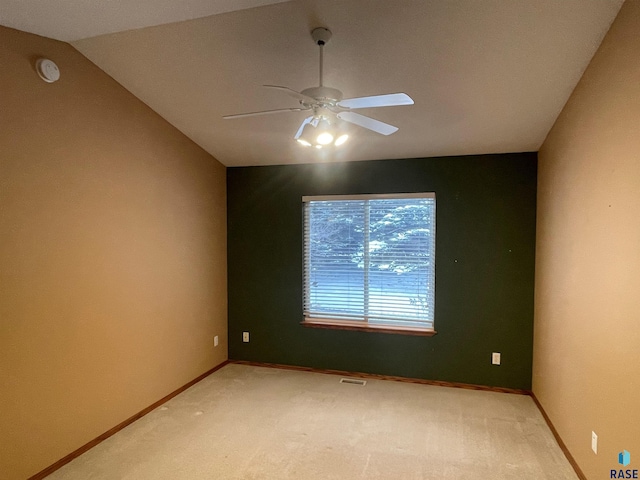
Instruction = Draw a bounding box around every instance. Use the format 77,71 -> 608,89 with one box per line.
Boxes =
301,86 -> 343,107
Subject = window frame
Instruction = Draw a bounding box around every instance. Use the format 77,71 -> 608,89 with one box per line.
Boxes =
301,192 -> 436,336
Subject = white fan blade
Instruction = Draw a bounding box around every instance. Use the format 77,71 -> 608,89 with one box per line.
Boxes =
294,116 -> 314,139
263,85 -> 317,104
223,107 -> 307,119
337,111 -> 398,135
338,93 -> 414,109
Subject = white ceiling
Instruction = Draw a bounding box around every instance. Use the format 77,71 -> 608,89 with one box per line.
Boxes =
0,0 -> 290,42
1,0 -> 624,167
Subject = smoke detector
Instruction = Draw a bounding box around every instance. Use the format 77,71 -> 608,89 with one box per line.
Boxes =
36,58 -> 60,83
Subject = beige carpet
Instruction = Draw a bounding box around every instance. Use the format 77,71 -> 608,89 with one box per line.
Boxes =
48,364 -> 577,479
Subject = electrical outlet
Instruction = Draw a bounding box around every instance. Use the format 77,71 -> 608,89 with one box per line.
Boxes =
492,352 -> 501,365
214,335 -> 219,347
242,331 -> 249,343
592,431 -> 597,454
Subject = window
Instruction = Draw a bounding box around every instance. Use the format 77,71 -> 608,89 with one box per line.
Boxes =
302,193 -> 436,334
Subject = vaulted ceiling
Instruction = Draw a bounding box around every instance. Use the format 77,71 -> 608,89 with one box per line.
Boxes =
1,0 -> 624,166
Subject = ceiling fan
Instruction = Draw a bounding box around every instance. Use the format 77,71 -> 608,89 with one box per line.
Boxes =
223,27 -> 414,148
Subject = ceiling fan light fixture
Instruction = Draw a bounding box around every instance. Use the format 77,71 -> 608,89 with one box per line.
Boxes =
298,121 -> 318,147
335,134 -> 349,146
296,116 -> 347,149
316,131 -> 334,145
315,118 -> 334,145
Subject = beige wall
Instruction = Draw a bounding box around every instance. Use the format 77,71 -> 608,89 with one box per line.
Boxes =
534,1 -> 640,478
0,27 -> 227,479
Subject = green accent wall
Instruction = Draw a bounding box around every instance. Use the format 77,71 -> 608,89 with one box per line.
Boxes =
227,153 -> 537,390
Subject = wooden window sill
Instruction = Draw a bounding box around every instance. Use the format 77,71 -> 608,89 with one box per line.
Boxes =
301,319 -> 437,336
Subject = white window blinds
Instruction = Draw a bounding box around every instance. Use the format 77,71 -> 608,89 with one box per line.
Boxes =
303,193 -> 436,329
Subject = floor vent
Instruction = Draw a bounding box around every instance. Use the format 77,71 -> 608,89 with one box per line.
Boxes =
340,378 -> 366,386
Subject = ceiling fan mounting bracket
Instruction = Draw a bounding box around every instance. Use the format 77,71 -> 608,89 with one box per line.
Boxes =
311,27 -> 332,46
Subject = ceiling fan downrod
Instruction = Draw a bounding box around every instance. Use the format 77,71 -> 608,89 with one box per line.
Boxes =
311,27 -> 331,88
